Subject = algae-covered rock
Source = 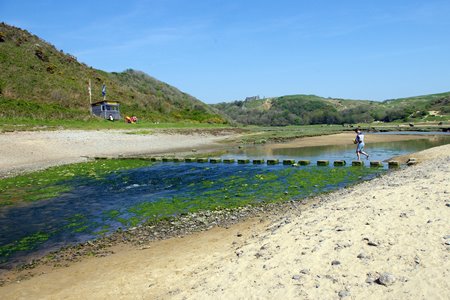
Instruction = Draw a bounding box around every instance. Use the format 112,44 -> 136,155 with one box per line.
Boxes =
388,161 -> 400,168
370,161 -> 383,168
333,160 -> 346,166
223,158 -> 235,164
238,159 -> 250,164
317,160 -> 329,166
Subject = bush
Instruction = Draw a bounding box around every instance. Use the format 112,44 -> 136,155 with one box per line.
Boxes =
35,48 -> 49,62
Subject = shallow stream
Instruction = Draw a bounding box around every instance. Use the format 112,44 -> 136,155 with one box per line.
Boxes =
0,134 -> 449,268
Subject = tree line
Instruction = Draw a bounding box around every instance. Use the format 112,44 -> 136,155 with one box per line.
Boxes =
213,94 -> 450,126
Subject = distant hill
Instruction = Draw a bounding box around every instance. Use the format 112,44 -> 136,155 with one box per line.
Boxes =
213,92 -> 450,126
0,23 -> 225,123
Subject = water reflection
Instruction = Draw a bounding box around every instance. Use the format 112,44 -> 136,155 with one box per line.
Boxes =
224,135 -> 450,163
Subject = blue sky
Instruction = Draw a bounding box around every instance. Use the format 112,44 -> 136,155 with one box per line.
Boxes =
1,0 -> 450,103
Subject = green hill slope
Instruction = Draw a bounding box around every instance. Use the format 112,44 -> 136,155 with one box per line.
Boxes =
0,23 -> 225,123
213,92 -> 450,126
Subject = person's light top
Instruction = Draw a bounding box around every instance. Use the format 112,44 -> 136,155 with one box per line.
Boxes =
357,133 -> 365,143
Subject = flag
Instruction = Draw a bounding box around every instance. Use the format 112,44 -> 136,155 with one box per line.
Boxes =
102,84 -> 106,97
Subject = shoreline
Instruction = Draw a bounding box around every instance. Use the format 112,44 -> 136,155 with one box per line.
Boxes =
0,144 -> 449,298
0,129 -> 442,178
0,132 -> 434,272
0,129 -> 241,178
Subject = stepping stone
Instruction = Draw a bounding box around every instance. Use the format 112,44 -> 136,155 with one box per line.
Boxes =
370,161 -> 383,168
388,161 -> 400,168
298,160 -> 310,166
223,158 -> 235,163
238,159 -> 250,164
317,160 -> 329,166
333,160 -> 346,166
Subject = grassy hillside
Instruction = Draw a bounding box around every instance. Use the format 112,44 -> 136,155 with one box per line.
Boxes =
0,23 -> 225,124
214,92 -> 450,126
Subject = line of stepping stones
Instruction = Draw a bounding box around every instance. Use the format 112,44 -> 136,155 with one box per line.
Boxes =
94,156 -> 420,168
118,157 -> 408,168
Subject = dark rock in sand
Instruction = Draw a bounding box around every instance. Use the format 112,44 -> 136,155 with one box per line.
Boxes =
363,237 -> 380,247
338,290 -> 351,298
377,272 -> 396,286
357,252 -> 370,259
365,272 -> 379,285
331,260 -> 341,266
292,274 -> 301,281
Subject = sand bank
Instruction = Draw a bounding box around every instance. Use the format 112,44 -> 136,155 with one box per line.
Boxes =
266,132 -> 434,149
0,129 -> 237,177
0,130 -> 434,178
0,143 -> 449,299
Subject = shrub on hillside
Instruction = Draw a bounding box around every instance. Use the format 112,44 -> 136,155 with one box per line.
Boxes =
35,48 -> 49,62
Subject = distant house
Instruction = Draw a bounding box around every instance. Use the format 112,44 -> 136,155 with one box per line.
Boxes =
91,101 -> 121,120
245,96 -> 260,101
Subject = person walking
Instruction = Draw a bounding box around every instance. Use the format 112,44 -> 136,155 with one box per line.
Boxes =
354,128 -> 369,160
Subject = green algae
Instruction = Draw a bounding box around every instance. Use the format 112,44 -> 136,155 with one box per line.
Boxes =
105,165 -> 382,226
0,232 -> 50,262
0,159 -> 153,207
0,161 -> 384,265
64,214 -> 91,233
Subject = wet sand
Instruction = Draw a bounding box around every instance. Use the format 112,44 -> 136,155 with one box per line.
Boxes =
265,132 -> 432,149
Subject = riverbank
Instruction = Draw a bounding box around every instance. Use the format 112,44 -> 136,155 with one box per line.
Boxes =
0,143 -> 448,299
0,129 -> 435,178
0,129 -> 240,178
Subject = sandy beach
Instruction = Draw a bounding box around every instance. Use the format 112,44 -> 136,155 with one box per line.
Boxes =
0,131 -> 449,299
0,129 -> 238,178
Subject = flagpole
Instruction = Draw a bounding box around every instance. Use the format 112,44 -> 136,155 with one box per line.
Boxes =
88,79 -> 92,114
102,84 -> 106,101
